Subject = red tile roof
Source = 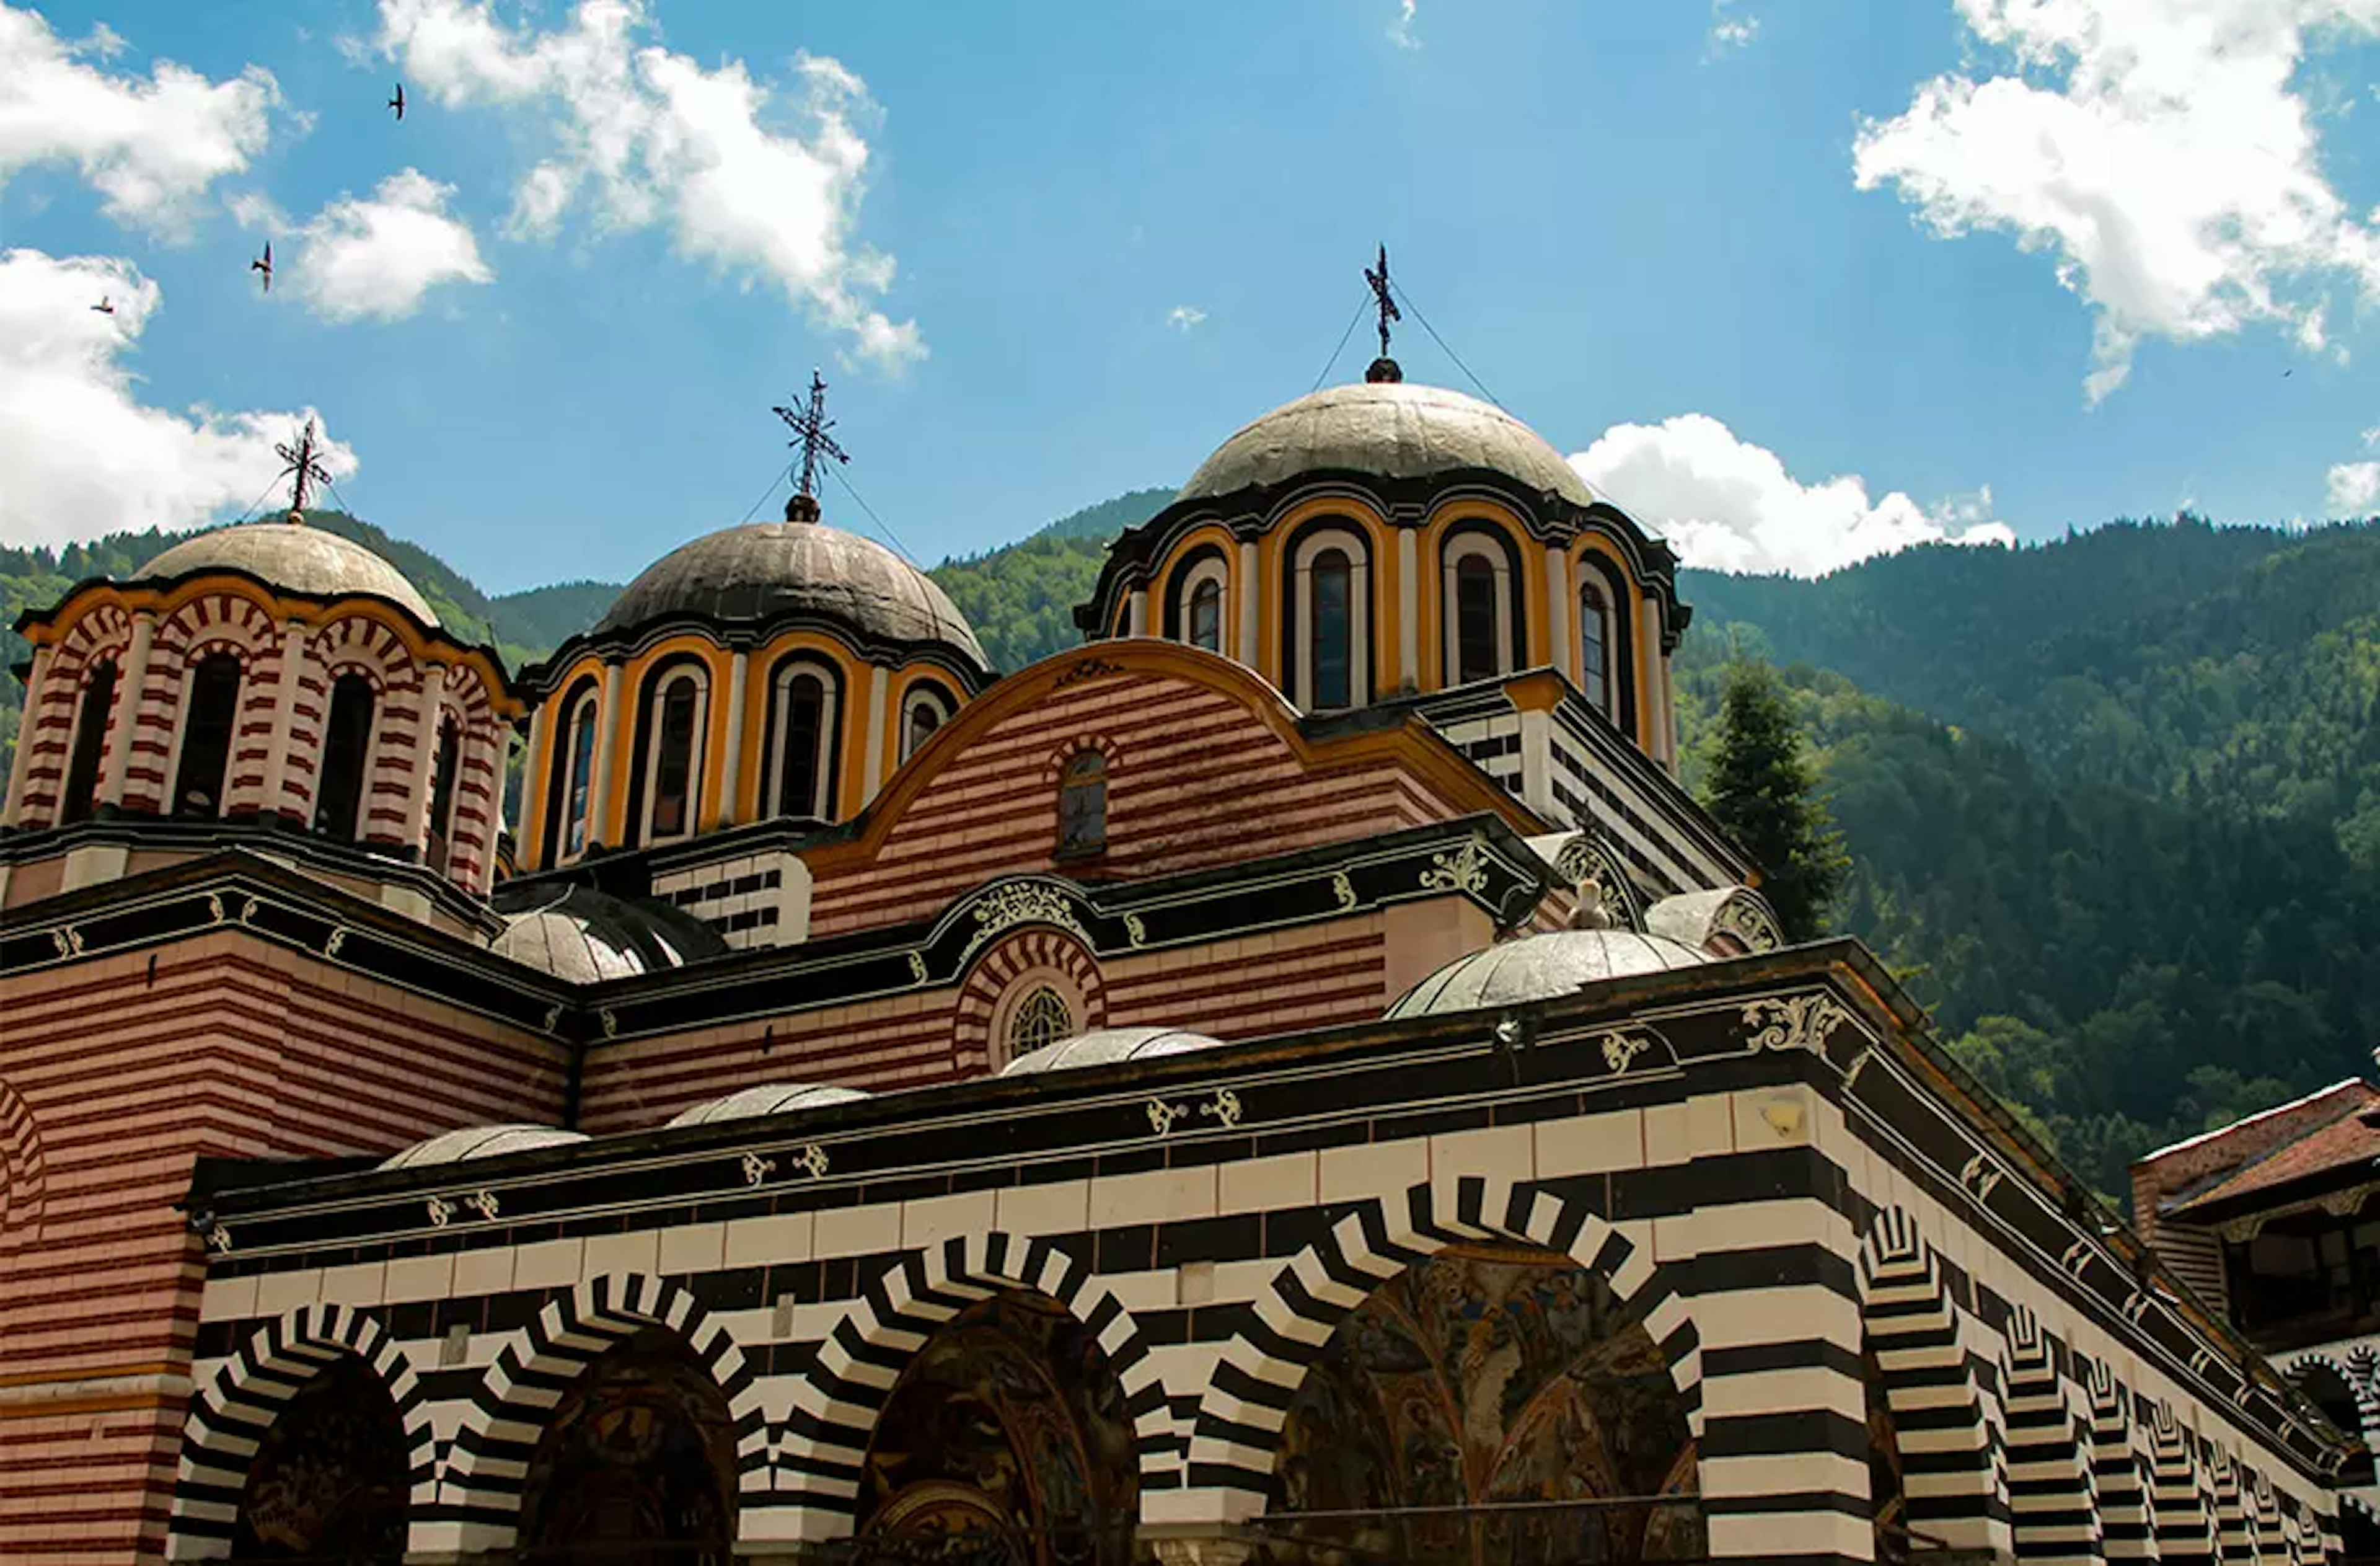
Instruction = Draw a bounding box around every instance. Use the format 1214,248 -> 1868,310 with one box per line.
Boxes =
2170,1089 -> 2380,1217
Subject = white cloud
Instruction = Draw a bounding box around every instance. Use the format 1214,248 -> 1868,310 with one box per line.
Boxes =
2326,460 -> 2380,514
1389,0 -> 1420,49
1166,304 -> 1205,332
1854,0 -> 2380,402
1709,2 -> 1759,53
0,2 -> 278,232
375,0 -> 920,366
0,248 -> 356,549
283,169 -> 493,322
1569,412 -> 2016,578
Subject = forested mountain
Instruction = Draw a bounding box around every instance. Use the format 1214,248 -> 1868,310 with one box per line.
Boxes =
4,499 -> 2375,1191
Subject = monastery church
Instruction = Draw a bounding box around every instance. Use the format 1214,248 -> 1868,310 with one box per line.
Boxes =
0,338 -> 2359,1564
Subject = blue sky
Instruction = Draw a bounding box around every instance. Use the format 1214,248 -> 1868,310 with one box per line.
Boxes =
4,0 -> 2380,591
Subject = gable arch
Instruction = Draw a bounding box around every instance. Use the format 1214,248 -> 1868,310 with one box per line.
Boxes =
775,1230 -> 1173,1534
439,1272 -> 764,1547
1858,1206 -> 2008,1551
167,1303 -> 433,1560
1188,1174 -> 1697,1523
955,926 -> 1107,1073
46,601 -> 133,681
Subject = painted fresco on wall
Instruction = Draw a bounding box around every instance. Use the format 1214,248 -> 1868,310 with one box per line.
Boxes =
518,1328 -> 738,1565
1258,1242 -> 1702,1565
1866,1347 -> 1910,1564
229,1355 -> 408,1562
857,1291 -> 1139,1566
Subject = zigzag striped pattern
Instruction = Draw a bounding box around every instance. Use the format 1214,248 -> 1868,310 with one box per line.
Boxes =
438,1272 -> 765,1547
2086,1360 -> 2158,1560
168,1303 -> 433,1560
774,1231 -> 1170,1536
2003,1305 -> 2102,1563
1182,1174 -> 1692,1511
1858,1207 -> 2008,1551
2148,1401 -> 2218,1564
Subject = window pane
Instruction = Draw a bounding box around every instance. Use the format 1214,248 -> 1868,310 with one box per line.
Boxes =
1455,554 -> 1498,683
1058,752 -> 1106,854
315,675 -> 377,839
565,702 -> 597,855
427,719 -> 461,874
651,681 -> 699,838
1580,588 -> 1610,715
174,655 -> 244,818
905,698 -> 941,759
1008,985 -> 1074,1056
1313,551 -> 1351,709
60,663 -> 116,825
779,673 -> 824,818
1189,579 -> 1222,652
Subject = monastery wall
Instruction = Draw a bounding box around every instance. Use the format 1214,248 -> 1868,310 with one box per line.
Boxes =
0,933 -> 565,1564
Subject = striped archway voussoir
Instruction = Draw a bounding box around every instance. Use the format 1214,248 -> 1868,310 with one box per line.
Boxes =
774,1230 -> 1173,1536
438,1272 -> 764,1546
167,1302 -> 433,1560
1185,1174 -> 1696,1512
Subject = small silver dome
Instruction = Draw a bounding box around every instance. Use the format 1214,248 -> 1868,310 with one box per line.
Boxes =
596,520 -> 986,668
490,883 -> 727,982
138,522 -> 438,626
379,1123 -> 587,1169
1386,929 -> 1711,1019
1179,381 -> 1598,508
666,1082 -> 871,1127
1002,1026 -> 1228,1075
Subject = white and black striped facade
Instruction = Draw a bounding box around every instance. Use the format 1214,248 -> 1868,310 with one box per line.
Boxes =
175,942 -> 2353,1564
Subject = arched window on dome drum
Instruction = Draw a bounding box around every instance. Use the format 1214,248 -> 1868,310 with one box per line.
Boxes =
642,670 -> 704,844
1580,582 -> 1613,717
902,682 -> 953,763
1455,553 -> 1500,683
770,665 -> 837,820
560,691 -> 599,858
1311,549 -> 1353,709
315,675 -> 379,840
173,653 -> 243,818
1008,984 -> 1074,1058
59,661 -> 117,826
425,714 -> 461,875
1057,750 -> 1106,859
1189,577 -> 1222,652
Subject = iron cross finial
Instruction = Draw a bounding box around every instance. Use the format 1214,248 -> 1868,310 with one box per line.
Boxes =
1364,243 -> 1401,361
772,369 -> 850,510
273,417 -> 333,520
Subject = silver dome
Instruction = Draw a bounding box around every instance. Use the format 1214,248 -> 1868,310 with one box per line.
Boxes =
666,1082 -> 871,1127
1386,929 -> 1711,1019
1002,1026 -> 1228,1075
379,1123 -> 587,1169
138,522 -> 438,626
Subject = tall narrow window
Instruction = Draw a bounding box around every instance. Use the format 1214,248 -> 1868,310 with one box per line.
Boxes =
426,715 -> 461,875
173,654 -> 243,818
562,693 -> 599,857
315,674 -> 377,840
1057,750 -> 1106,857
1311,549 -> 1352,709
60,661 -> 117,825
772,668 -> 833,818
643,673 -> 702,843
902,685 -> 951,761
1455,554 -> 1500,683
1580,584 -> 1612,716
1188,578 -> 1222,652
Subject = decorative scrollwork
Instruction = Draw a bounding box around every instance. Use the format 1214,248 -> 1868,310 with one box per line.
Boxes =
1123,913 -> 1148,948
462,1190 -> 500,1221
791,1144 -> 830,1179
324,927 -> 348,958
49,927 -> 82,959
907,952 -> 929,983
1201,1087 -> 1243,1129
1148,1089 -> 1241,1136
425,1195 -> 453,1229
202,1220 -> 234,1254
1052,657 -> 1124,690
1741,993 -> 1851,1053
1598,1030 -> 1655,1074
540,1004 -> 563,1035
966,880 -> 1091,956
1330,872 -> 1358,912
1959,1152 -> 2004,1203
599,1008 -> 619,1039
1419,837 -> 1491,895
1715,895 -> 1783,953
741,1151 -> 776,1187
1145,1099 -> 1184,1137
2058,1238 -> 2094,1278
205,893 -> 226,925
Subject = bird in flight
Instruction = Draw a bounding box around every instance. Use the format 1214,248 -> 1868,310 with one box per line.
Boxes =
252,242 -> 273,294
389,82 -> 405,121
91,298 -> 115,316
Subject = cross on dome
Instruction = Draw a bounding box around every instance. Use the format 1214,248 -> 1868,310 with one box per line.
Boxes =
1364,242 -> 1403,384
273,417 -> 333,523
771,369 -> 850,524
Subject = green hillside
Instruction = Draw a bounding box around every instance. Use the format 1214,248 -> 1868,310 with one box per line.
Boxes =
7,499 -> 2378,1190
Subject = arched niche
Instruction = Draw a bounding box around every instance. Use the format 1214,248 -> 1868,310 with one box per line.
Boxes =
517,1325 -> 739,1565
1253,1239 -> 1703,1565
855,1289 -> 1142,1565
226,1353 -> 410,1563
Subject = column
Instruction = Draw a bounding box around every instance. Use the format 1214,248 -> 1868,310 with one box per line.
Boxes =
587,662 -> 625,849
861,665 -> 889,802
1127,587 -> 1149,637
98,611 -> 156,811
402,665 -> 449,857
1637,604 -> 1667,765
718,650 -> 749,829
1396,528 -> 1419,691
518,697 -> 550,860
1544,546 -> 1571,684
1235,539 -> 1259,670
450,717 -> 500,894
258,621 -> 309,821
1,645 -> 53,827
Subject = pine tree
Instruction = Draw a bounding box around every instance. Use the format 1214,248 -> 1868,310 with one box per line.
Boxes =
1704,655 -> 1849,941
